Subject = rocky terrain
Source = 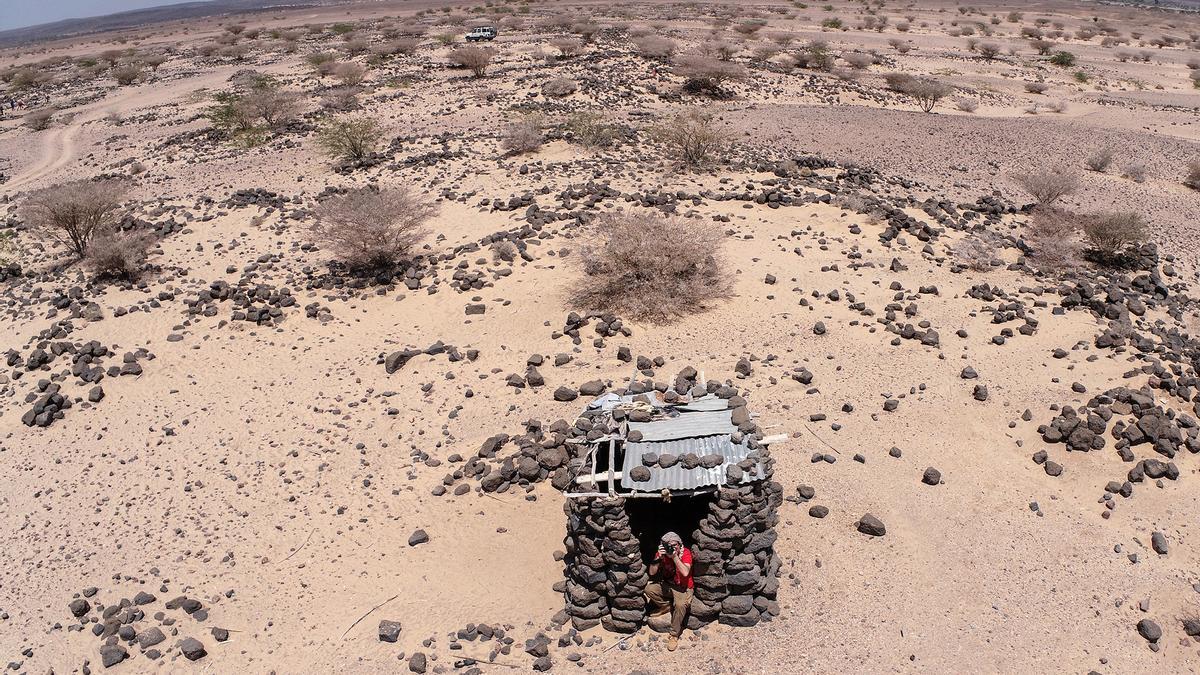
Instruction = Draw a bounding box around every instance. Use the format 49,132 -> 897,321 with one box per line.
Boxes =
1,0 -> 1199,673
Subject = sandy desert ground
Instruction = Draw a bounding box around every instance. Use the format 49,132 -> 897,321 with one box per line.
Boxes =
1,0 -> 1199,673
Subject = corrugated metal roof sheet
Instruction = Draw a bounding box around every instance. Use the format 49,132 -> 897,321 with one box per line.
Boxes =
673,395 -> 732,412
627,409 -> 735,442
620,435 -> 765,491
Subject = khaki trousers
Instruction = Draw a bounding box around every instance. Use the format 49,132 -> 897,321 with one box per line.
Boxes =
644,581 -> 693,637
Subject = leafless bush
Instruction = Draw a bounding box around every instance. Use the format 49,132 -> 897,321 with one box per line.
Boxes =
900,78 -> 953,112
541,77 -> 577,97
1025,208 -> 1082,272
1013,168 -> 1080,206
568,211 -> 732,323
632,35 -> 676,58
320,86 -> 360,111
1083,212 -> 1148,258
86,229 -> 152,279
502,116 -> 543,155
733,20 -> 767,37
954,98 -> 978,113
978,42 -> 1001,60
1121,163 -> 1147,183
1084,147 -> 1114,172
550,37 -> 583,58
449,46 -> 493,77
769,32 -> 795,46
841,52 -> 873,69
242,86 -> 301,128
1186,159 -> 1200,190
752,44 -> 781,62
310,187 -> 435,269
1025,81 -> 1049,94
490,240 -> 517,263
112,64 -> 142,85
334,62 -> 366,87
673,55 -> 746,96
23,108 -> 54,130
315,116 -> 383,161
654,108 -> 731,168
21,179 -> 128,258
1029,39 -> 1054,55
883,72 -> 916,92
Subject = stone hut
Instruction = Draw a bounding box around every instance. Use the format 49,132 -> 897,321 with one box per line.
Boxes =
558,373 -> 783,633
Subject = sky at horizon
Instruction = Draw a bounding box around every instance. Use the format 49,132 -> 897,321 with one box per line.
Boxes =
0,0 -> 200,32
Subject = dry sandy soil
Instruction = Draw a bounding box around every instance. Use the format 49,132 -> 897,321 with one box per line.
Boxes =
1,0 -> 1199,673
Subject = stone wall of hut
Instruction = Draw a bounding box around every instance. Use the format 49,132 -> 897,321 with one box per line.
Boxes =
561,464 -> 782,631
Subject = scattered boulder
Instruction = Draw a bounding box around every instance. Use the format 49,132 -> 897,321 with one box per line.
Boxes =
856,514 -> 886,537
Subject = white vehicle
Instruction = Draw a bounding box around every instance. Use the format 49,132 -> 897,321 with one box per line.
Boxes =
465,26 -> 497,42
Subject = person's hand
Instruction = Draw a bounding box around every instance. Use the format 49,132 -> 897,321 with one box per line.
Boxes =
656,544 -> 667,558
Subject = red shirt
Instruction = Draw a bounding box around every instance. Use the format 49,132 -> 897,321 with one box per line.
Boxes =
658,547 -> 694,589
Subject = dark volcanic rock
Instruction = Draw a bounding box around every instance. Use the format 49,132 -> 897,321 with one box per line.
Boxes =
856,514 -> 886,536
379,619 -> 402,643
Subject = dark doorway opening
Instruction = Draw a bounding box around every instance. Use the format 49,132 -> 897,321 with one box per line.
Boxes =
625,492 -> 715,566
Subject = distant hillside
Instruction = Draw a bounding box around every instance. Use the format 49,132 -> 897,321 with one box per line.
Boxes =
0,0 -> 338,48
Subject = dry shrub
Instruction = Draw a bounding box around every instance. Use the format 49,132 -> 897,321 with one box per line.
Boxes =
86,229 -> 152,279
673,55 -> 746,96
632,35 -> 676,58
563,111 -> 620,148
112,64 -> 142,85
550,37 -> 582,58
449,46 -> 493,77
306,51 -> 338,72
1083,212 -> 1148,258
1024,81 -> 1049,94
841,52 -> 873,69
954,98 -> 978,113
24,108 -> 54,130
310,186 -> 435,269
1025,208 -> 1082,272
1185,159 -> 1200,190
490,240 -> 517,263
795,41 -> 834,71
654,108 -> 731,168
1121,163 -> 1147,183
21,179 -> 128,258
241,86 -> 301,128
569,211 -> 732,323
900,77 -> 953,112
1084,147 -> 1114,172
334,62 -> 367,86
320,86 -> 360,111
883,72 -> 915,92
752,44 -> 781,62
733,20 -> 767,37
502,116 -> 543,155
1013,168 -> 1080,206
315,116 -> 383,161
541,77 -> 577,97
978,42 -> 1001,59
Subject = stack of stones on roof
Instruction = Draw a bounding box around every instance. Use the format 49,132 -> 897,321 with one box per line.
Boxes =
556,365 -> 783,632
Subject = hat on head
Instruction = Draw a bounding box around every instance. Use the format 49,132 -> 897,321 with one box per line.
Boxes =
661,531 -> 682,546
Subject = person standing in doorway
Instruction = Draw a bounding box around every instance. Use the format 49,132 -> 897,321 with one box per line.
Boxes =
645,531 -> 693,651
